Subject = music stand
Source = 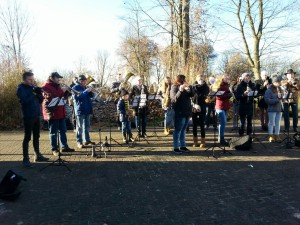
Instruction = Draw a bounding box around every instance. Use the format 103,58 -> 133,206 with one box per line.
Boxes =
281,92 -> 294,149
248,90 -> 266,149
40,96 -> 71,172
148,94 -> 161,139
89,128 -> 108,158
205,91 -> 229,158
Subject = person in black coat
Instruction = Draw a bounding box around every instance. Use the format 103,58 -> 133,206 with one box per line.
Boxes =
236,72 -> 256,136
191,74 -> 209,148
170,74 -> 194,153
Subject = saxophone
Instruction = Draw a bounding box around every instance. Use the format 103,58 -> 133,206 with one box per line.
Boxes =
163,83 -> 171,109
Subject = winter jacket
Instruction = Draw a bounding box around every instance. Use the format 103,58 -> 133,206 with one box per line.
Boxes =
42,81 -> 68,120
264,86 -> 282,112
215,82 -> 231,111
17,83 -> 43,118
170,84 -> 194,117
192,81 -> 209,107
72,84 -> 94,116
236,80 -> 256,115
255,79 -> 271,108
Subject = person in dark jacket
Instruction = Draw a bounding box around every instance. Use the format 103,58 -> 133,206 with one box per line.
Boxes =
130,76 -> 149,137
255,70 -> 272,131
73,75 -> 95,148
214,74 -> 232,146
170,74 -> 194,153
42,72 -> 75,156
17,71 -> 49,167
236,72 -> 256,136
117,89 -> 134,143
191,74 -> 209,148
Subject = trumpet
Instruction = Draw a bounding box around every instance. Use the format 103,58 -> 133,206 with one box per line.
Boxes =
60,83 -> 81,95
86,84 -> 102,100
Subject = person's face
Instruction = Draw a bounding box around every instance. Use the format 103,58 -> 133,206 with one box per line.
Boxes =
287,73 -> 295,80
244,75 -> 251,83
166,78 -> 171,84
261,73 -> 266,80
81,80 -> 87,86
223,74 -> 230,83
118,74 -> 122,81
52,77 -> 61,84
123,94 -> 129,100
138,79 -> 143,85
24,75 -> 35,86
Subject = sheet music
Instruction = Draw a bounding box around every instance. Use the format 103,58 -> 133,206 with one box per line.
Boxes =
208,91 -> 225,96
47,97 -> 67,107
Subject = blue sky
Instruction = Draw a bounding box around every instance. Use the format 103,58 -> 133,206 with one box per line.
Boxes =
22,0 -> 126,78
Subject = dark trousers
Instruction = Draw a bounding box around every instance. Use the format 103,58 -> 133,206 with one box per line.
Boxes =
239,114 -> 253,135
205,104 -> 216,127
192,110 -> 206,138
283,103 -> 298,130
135,108 -> 147,134
22,117 -> 40,160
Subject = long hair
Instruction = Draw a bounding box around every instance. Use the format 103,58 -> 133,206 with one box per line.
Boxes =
174,74 -> 186,85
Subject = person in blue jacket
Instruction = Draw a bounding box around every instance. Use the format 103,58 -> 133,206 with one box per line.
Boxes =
17,71 -> 49,167
73,75 -> 95,148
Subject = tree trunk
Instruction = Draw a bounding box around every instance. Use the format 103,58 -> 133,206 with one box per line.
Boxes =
182,0 -> 190,71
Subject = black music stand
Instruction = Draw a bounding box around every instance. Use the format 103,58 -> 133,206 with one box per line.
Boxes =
205,91 -> 229,158
281,92 -> 294,149
132,96 -> 150,146
248,90 -> 266,149
230,90 -> 240,134
88,128 -> 108,158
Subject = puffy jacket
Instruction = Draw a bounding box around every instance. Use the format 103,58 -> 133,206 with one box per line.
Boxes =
72,84 -> 94,116
264,86 -> 282,112
170,84 -> 193,117
215,82 -> 231,111
17,83 -> 42,118
42,81 -> 68,120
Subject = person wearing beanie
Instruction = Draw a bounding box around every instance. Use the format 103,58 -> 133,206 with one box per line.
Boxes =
264,76 -> 283,142
117,90 -> 134,143
72,75 -> 95,148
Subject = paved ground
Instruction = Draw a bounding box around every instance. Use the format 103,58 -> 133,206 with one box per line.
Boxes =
1,124 -> 300,225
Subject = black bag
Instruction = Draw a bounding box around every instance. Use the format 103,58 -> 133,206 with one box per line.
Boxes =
0,170 -> 26,201
294,132 -> 300,147
229,135 -> 252,151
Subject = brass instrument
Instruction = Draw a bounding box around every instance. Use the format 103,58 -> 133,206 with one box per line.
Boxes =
120,72 -> 134,90
84,74 -> 102,100
60,83 -> 81,96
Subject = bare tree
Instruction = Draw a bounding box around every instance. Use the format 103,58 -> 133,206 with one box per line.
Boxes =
94,50 -> 115,87
214,0 -> 300,80
0,0 -> 31,70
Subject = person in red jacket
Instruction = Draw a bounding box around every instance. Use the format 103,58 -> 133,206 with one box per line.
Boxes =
214,74 -> 232,146
42,72 -> 75,156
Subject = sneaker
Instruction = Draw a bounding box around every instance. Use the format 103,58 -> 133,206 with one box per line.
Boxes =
34,154 -> 49,162
61,147 -> 75,152
179,147 -> 191,153
52,150 -> 60,156
77,143 -> 83,149
142,133 -> 148,138
219,139 -> 229,146
173,148 -> 182,154
84,141 -> 96,145
23,159 -> 33,168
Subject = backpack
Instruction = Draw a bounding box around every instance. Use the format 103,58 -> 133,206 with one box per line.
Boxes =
0,170 -> 26,201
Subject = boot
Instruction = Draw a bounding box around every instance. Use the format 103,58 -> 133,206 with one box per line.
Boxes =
128,133 -> 134,142
122,133 -> 127,143
275,135 -> 282,143
200,138 -> 206,148
164,128 -> 169,135
34,153 -> 49,162
219,137 -> 229,146
269,135 -> 275,143
192,136 -> 199,147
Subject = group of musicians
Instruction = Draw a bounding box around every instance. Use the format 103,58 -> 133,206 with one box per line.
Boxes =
17,68 -> 299,166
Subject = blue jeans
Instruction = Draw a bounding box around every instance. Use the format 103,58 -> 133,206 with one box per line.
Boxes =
164,108 -> 174,129
216,109 -> 227,138
283,103 -> 298,130
205,104 -> 216,127
121,120 -> 132,134
268,112 -> 282,135
76,114 -> 91,144
173,115 -> 189,149
48,119 -> 69,150
135,108 -> 147,134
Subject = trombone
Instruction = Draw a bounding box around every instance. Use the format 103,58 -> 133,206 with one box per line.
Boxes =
86,75 -> 101,100
60,83 -> 81,96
